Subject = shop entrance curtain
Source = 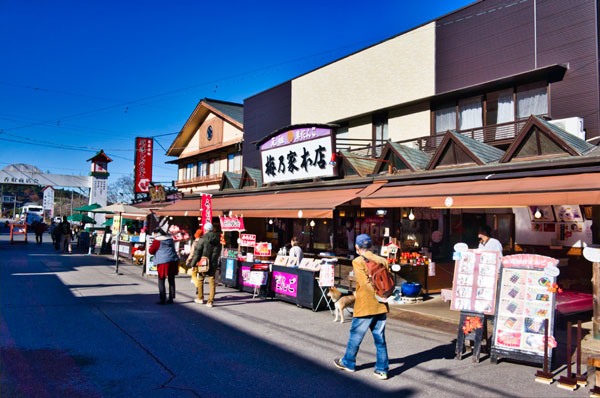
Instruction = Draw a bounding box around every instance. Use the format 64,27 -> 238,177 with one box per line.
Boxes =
361,173 -> 600,208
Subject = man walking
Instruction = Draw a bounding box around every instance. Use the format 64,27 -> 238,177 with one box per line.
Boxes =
334,234 -> 390,380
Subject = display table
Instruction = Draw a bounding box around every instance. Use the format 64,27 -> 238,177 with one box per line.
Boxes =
271,265 -> 327,311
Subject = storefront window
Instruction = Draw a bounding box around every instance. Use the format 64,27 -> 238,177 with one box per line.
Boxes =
186,163 -> 194,180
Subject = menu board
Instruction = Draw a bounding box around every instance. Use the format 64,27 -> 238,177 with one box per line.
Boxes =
451,250 -> 500,315
491,254 -> 558,364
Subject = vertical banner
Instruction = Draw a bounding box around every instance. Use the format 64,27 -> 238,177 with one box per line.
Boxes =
111,215 -> 121,236
42,186 -> 55,219
134,137 -> 153,193
201,194 -> 212,228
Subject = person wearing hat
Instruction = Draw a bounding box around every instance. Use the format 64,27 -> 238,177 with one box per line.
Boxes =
189,222 -> 220,307
334,233 -> 390,380
148,228 -> 180,305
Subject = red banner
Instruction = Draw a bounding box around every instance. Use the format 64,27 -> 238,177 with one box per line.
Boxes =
219,216 -> 245,232
134,137 -> 153,193
201,194 -> 212,229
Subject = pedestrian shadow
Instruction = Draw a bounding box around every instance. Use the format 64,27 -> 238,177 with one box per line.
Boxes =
356,341 -> 456,378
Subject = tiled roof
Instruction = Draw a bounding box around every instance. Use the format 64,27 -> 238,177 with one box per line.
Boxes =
244,167 -> 263,187
535,116 -> 595,155
340,150 -> 378,176
389,142 -> 431,170
222,171 -> 241,190
204,99 -> 243,124
451,131 -> 505,164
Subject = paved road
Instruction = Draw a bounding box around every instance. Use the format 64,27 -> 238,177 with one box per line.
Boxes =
0,233 -> 589,397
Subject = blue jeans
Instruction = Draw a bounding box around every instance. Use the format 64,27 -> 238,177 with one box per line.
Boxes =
341,313 -> 389,373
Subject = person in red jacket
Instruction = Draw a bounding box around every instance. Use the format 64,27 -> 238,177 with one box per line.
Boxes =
148,228 -> 180,305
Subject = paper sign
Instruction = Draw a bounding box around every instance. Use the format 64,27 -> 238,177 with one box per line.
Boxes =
319,262 -> 335,287
240,234 -> 256,247
254,242 -> 272,257
249,271 -> 268,286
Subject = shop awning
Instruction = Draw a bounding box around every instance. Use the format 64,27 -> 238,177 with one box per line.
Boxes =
362,172 -> 600,208
211,187 -> 362,218
154,198 -> 202,217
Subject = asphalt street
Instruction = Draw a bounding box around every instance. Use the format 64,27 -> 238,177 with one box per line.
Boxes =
0,232 -> 590,397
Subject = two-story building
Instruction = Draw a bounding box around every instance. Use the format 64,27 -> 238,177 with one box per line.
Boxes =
166,98 -> 244,194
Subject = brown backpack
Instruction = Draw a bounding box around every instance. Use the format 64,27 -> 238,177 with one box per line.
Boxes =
361,255 -> 395,301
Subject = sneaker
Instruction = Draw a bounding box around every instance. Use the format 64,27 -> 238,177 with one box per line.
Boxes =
373,371 -> 388,380
333,358 -> 354,373
194,299 -> 204,304
206,302 -> 213,308
167,299 -> 173,304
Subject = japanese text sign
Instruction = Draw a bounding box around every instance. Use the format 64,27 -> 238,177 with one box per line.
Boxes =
491,254 -> 559,361
271,271 -> 298,297
260,126 -> 336,184
42,186 -> 54,211
219,216 -> 245,232
254,242 -> 271,256
451,249 -> 500,315
201,194 -> 212,229
240,234 -> 256,247
134,137 -> 153,193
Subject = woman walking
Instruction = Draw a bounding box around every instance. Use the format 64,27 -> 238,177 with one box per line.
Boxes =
148,228 -> 180,305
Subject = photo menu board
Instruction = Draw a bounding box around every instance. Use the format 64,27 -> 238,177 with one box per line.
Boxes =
491,254 -> 559,365
451,250 -> 500,315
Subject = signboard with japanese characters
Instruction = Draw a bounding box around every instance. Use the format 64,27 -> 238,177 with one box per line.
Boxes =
490,254 -> 559,365
451,249 -> 500,315
134,137 -> 153,193
201,194 -> 212,228
260,126 -> 336,184
254,242 -> 272,257
240,234 -> 256,247
219,216 -> 245,232
42,186 -> 55,218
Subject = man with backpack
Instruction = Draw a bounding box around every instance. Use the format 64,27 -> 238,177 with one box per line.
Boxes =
334,233 -> 391,380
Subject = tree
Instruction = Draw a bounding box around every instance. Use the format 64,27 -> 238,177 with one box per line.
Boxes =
107,175 -> 134,204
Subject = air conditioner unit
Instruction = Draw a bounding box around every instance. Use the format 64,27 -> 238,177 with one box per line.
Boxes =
548,117 -> 585,140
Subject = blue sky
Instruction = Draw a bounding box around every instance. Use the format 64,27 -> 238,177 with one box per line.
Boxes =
0,0 -> 472,187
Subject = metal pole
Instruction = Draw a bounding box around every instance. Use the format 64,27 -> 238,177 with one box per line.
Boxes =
13,195 -> 17,220
70,189 -> 73,216
115,212 -> 120,274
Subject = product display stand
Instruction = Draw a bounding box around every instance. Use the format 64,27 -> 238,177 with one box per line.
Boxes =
557,321 -> 578,391
315,283 -> 334,314
534,319 -> 554,384
455,311 -> 488,363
